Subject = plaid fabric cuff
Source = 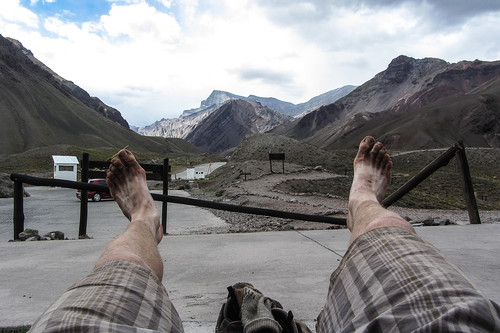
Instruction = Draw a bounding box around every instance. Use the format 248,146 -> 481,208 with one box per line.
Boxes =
30,260 -> 184,332
317,227 -> 500,332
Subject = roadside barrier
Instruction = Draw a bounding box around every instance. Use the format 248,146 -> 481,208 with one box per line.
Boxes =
9,141 -> 480,240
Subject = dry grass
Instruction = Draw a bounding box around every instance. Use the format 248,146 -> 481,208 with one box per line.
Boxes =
273,147 -> 500,210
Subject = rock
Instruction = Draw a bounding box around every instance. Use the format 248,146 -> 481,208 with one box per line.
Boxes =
422,217 -> 435,226
44,231 -> 65,240
25,236 -> 39,241
18,228 -> 39,241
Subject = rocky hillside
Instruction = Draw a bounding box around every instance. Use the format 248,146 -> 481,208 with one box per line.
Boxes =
318,77 -> 500,149
184,99 -> 293,154
273,55 -> 500,149
4,36 -> 129,129
136,87 -> 355,138
0,35 -> 199,155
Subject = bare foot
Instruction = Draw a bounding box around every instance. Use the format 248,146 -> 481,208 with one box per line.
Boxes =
106,150 -> 163,243
347,136 -> 392,230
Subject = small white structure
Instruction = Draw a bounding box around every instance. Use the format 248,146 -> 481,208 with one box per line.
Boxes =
186,167 -> 205,180
52,155 -> 79,181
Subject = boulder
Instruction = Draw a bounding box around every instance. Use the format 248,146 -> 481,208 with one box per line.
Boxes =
422,217 -> 435,226
44,231 -> 65,240
18,228 -> 39,241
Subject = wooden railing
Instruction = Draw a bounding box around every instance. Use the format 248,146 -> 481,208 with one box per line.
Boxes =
9,142 -> 481,240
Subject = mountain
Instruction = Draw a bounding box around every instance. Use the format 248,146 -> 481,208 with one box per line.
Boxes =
136,87 -> 355,138
5,37 -> 129,129
292,85 -> 357,117
272,56 -> 500,149
316,78 -> 500,149
0,35 -> 200,155
184,99 -> 293,154
136,104 -> 221,139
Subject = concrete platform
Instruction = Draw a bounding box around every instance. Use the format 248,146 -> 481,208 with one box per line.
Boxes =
1,224 -> 499,331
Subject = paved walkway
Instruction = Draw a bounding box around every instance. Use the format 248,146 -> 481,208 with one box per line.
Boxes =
1,223 -> 499,331
1,187 -> 499,331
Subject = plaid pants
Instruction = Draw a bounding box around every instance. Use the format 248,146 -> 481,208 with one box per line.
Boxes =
29,260 -> 184,332
30,227 -> 500,332
316,227 -> 500,332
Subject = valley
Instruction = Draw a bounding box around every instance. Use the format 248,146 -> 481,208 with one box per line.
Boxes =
1,35 -> 499,230
167,134 -> 500,232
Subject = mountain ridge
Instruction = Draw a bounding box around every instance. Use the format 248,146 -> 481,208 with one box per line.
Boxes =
272,55 -> 500,149
185,99 -> 293,154
0,35 -> 200,155
135,86 -> 356,139
5,36 -> 130,129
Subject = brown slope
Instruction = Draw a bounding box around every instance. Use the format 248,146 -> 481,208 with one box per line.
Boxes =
389,59 -> 500,113
185,99 -> 292,154
272,55 -> 449,141
0,36 -> 200,155
319,77 -> 500,149
273,55 -> 500,149
2,35 -> 129,129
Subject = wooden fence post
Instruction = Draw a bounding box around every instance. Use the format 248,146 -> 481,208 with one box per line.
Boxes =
162,158 -> 169,235
456,143 -> 481,224
12,178 -> 24,240
79,153 -> 89,237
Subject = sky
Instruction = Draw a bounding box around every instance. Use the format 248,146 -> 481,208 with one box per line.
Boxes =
1,0 -> 500,127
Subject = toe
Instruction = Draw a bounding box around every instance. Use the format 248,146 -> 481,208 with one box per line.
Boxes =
118,150 -> 140,168
357,136 -> 376,158
376,147 -> 387,167
385,157 -> 393,174
370,142 -> 384,162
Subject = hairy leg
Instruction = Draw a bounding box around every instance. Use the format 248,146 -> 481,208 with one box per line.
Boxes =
347,136 -> 414,246
95,150 -> 164,280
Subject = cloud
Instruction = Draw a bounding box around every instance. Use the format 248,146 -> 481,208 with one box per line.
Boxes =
1,0 -> 500,126
257,0 -> 500,27
156,0 -> 173,8
30,0 -> 57,5
0,0 -> 39,28
100,2 -> 181,43
237,67 -> 293,85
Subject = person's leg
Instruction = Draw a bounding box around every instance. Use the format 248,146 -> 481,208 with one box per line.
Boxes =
95,149 -> 164,279
346,136 -> 414,246
317,136 -> 500,332
29,150 -> 183,332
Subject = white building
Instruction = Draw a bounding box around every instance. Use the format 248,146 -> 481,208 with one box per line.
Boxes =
186,167 -> 205,180
52,155 -> 79,181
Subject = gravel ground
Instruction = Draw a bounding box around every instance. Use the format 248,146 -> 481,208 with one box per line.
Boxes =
187,167 -> 500,233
